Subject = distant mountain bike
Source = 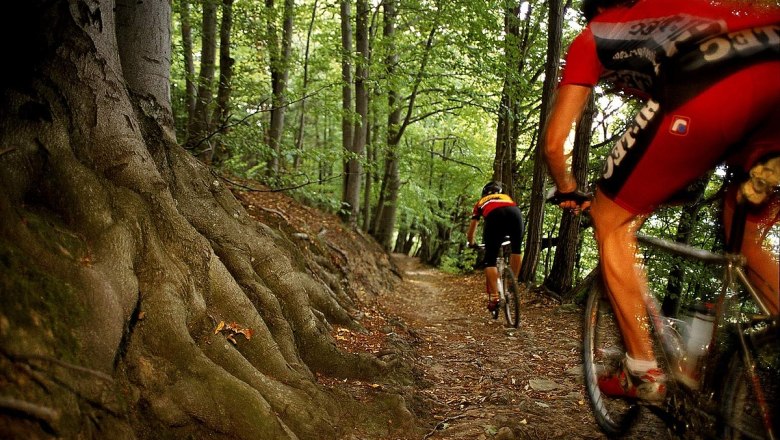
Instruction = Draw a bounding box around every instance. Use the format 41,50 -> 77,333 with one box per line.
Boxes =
475,239 -> 520,328
578,168 -> 779,439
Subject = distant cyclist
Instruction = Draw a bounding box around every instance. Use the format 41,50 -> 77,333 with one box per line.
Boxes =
467,182 -> 525,314
544,0 -> 780,402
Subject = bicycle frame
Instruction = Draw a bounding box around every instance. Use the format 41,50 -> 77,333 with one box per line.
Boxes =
634,203 -> 778,439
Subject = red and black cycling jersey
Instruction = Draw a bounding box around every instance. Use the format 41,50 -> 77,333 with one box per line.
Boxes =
472,194 -> 517,220
560,0 -> 780,99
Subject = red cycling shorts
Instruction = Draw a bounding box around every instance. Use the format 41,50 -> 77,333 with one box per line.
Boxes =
598,60 -> 780,217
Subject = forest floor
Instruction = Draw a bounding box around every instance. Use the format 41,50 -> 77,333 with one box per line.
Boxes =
234,182 -> 666,440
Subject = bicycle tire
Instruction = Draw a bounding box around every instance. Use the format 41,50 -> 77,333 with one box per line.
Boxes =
583,274 -> 640,436
501,266 -> 520,328
720,322 -> 779,440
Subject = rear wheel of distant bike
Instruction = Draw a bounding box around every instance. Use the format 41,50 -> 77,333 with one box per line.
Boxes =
501,266 -> 520,328
721,322 -> 779,440
583,273 -> 640,436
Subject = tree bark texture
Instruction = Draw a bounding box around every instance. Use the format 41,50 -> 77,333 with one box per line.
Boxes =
0,2 -> 414,439
493,1 -> 524,199
342,0 -> 371,227
520,0 -> 561,283
339,0 -> 354,201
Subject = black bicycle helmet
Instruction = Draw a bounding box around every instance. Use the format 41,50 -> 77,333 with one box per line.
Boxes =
481,181 -> 503,197
581,0 -> 637,22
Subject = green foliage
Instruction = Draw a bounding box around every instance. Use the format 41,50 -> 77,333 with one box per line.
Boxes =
439,246 -> 479,275
168,0 -> 780,290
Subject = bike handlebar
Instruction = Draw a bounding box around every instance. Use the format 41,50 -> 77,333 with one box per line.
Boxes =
545,189 -> 592,206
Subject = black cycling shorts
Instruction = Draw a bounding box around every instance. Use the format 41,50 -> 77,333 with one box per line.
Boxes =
482,205 -> 524,267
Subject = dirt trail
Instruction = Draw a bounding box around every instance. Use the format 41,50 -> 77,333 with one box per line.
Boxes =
383,254 -> 663,440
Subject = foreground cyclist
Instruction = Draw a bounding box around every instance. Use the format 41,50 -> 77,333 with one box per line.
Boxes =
466,182 -> 525,315
544,0 -> 780,402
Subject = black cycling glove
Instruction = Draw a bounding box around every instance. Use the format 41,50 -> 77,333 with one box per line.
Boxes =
546,189 -> 591,205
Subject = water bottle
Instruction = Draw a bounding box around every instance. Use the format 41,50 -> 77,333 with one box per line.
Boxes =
678,303 -> 715,388
685,303 -> 715,360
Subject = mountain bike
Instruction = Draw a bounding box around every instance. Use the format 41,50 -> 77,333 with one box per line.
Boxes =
576,167 -> 779,439
475,239 -> 521,328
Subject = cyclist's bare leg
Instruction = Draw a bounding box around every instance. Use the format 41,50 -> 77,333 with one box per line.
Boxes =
723,192 -> 780,314
485,266 -> 499,301
510,254 -> 522,278
591,190 -> 656,361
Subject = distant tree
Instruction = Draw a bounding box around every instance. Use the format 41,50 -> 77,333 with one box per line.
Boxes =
186,0 -> 218,155
209,0 -> 235,165
178,0 -> 197,126
265,0 -> 294,175
342,0 -> 371,226
339,0 -> 354,203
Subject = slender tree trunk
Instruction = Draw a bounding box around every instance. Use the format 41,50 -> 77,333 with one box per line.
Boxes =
265,0 -> 294,176
342,0 -> 370,226
293,0 -> 319,170
186,0 -> 218,154
362,104 -> 377,231
371,0 -> 397,242
179,0 -> 197,127
374,6 -> 438,249
493,1 -> 524,199
520,0 -> 560,283
209,0 -> 235,166
547,96 -> 595,297
339,0 -> 354,201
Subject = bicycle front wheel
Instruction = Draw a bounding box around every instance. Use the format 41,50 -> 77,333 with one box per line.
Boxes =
583,274 -> 640,436
720,322 -> 779,440
501,266 -> 520,328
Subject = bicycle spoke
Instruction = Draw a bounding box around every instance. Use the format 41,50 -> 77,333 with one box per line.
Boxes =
583,277 -> 640,436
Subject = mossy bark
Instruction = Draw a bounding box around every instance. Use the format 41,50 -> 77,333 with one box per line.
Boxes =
0,1 -> 416,439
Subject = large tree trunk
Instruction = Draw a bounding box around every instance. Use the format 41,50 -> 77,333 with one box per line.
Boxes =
0,2 -> 413,439
520,0 -> 560,284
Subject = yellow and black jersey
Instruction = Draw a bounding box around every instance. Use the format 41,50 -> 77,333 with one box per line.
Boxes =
472,194 -> 517,220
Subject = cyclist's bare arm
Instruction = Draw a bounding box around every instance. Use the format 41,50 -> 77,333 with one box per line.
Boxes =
543,84 -> 593,201
466,218 -> 478,245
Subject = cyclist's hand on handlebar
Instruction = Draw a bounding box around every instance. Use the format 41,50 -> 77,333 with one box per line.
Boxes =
545,188 -> 592,214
